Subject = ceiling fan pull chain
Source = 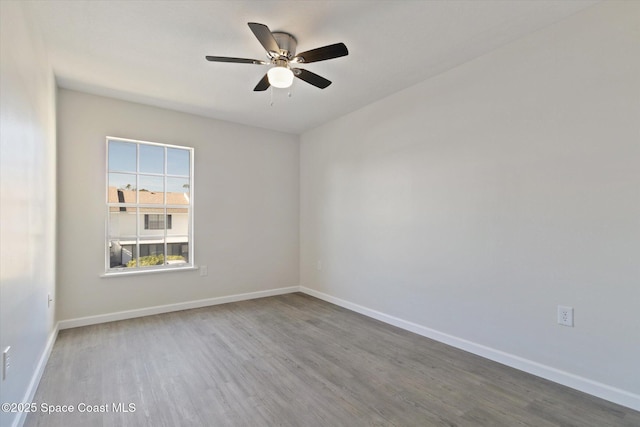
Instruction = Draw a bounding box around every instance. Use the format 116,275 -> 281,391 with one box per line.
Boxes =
287,77 -> 295,98
269,86 -> 274,107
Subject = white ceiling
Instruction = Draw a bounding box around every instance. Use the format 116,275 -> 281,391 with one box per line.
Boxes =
25,0 -> 598,134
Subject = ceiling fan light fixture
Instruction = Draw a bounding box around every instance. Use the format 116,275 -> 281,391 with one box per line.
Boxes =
267,66 -> 294,88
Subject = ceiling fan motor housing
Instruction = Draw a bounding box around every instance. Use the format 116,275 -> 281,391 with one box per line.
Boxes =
271,32 -> 297,59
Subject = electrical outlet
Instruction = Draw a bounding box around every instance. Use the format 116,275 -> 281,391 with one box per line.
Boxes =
3,346 -> 10,380
557,305 -> 574,327
317,260 -> 322,270
200,265 -> 208,277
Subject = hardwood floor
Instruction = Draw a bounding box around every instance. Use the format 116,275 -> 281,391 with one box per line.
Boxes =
26,293 -> 639,426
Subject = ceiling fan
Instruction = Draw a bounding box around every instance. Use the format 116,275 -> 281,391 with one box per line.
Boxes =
205,22 -> 348,91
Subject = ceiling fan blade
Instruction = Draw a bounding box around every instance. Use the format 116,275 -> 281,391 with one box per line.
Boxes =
292,43 -> 348,64
205,56 -> 267,65
293,68 -> 332,89
253,74 -> 270,91
248,22 -> 280,54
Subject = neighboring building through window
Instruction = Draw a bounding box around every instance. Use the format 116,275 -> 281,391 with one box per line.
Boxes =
145,214 -> 172,230
106,137 -> 193,273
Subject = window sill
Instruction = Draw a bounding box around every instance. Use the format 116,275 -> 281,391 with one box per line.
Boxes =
101,265 -> 199,278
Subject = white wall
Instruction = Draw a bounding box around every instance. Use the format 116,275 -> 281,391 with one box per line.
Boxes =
57,89 -> 299,320
300,0 -> 640,408
0,2 -> 57,426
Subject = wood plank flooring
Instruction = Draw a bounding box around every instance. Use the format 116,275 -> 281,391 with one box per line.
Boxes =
26,293 -> 639,426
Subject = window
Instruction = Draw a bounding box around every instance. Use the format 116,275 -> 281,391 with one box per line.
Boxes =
144,214 -> 172,230
106,137 -> 193,273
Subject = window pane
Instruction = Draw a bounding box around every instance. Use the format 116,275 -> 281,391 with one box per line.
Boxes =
109,240 -> 137,268
108,141 -> 136,172
140,208 -> 165,236
139,144 -> 164,174
139,238 -> 165,267
167,239 -> 188,265
108,173 -> 137,203
139,175 -> 164,204
109,205 -> 137,268
167,148 -> 190,176
166,211 -> 187,236
167,177 -> 190,204
109,207 -> 137,237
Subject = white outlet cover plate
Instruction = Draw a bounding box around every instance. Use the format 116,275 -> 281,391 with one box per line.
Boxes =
557,305 -> 574,327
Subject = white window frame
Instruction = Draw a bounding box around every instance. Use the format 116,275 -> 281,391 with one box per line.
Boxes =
105,136 -> 194,275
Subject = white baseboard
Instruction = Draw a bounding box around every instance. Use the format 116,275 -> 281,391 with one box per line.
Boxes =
13,323 -> 59,427
299,286 -> 640,412
58,286 -> 300,330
